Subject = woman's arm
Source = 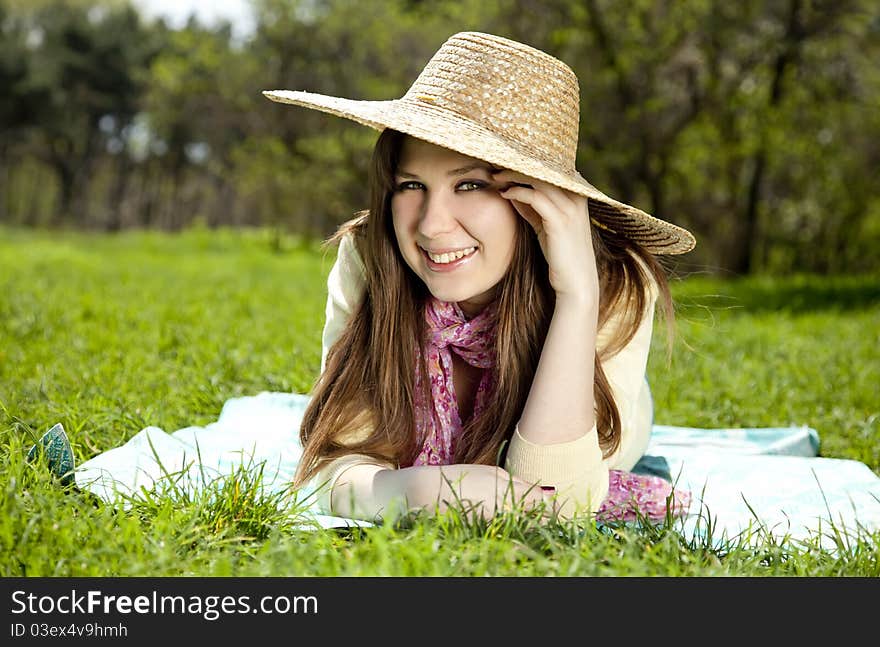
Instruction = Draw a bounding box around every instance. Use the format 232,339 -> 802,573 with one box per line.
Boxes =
492,170 -> 600,446
504,277 -> 661,515
517,296 -> 599,443
492,172 -> 606,517
504,297 -> 608,517
327,462 -> 545,521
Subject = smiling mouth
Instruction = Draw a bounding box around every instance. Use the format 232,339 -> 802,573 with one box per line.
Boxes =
422,246 -> 478,264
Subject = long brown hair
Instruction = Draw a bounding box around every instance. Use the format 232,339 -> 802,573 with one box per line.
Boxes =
294,129 -> 676,486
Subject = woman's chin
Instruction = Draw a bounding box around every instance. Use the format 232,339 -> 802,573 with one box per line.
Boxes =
426,287 -> 496,312
426,288 -> 465,304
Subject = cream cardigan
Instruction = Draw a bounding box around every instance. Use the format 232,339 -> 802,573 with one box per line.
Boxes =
312,232 -> 657,519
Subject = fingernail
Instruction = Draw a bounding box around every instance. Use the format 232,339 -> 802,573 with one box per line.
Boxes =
540,486 -> 555,493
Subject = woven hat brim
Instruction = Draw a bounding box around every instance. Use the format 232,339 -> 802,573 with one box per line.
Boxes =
264,90 -> 696,255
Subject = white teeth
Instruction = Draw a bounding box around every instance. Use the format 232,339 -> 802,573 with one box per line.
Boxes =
426,246 -> 476,264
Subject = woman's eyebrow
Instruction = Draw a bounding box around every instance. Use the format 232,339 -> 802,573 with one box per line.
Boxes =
397,163 -> 495,179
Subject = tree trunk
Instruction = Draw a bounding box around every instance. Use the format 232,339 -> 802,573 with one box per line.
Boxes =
729,0 -> 804,275
0,142 -> 8,223
105,154 -> 132,232
54,159 -> 75,227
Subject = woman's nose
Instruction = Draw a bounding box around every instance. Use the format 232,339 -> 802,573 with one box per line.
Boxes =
418,191 -> 459,238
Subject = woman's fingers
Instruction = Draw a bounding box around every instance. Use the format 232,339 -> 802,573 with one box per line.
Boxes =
475,468 -> 542,512
434,465 -> 550,518
498,184 -> 559,220
492,170 -> 576,213
491,168 -> 595,301
501,474 -> 550,511
492,170 -> 589,249
504,195 -> 543,234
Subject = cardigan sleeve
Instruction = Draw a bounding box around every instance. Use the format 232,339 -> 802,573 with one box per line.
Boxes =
504,424 -> 610,519
309,409 -> 396,516
320,232 -> 367,375
312,453 -> 395,516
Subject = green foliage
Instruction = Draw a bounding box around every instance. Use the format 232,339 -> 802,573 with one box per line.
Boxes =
1,0 -> 879,269
0,0 -> 164,225
1,227 -> 878,575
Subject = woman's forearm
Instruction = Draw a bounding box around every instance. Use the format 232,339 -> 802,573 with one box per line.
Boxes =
328,464 -> 502,520
328,463 -> 542,521
517,295 -> 599,444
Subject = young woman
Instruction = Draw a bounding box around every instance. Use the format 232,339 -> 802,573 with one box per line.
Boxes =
262,31 -> 696,522
31,32 -> 693,525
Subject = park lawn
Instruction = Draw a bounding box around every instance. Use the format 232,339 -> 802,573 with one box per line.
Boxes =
1,226 -> 878,576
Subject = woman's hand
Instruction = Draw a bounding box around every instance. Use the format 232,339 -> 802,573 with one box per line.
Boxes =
493,170 -> 599,307
374,464 -> 549,519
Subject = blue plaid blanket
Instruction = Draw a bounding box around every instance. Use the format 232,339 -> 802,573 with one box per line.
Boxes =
74,392 -> 880,546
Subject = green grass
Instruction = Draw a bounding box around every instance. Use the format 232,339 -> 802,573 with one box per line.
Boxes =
1,225 -> 878,576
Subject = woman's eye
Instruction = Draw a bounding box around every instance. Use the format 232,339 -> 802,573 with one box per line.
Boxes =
395,180 -> 485,192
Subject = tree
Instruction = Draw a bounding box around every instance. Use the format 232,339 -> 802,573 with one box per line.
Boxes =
2,0 -> 161,224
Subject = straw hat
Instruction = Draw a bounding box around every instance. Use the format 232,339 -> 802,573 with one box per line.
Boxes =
263,31 -> 695,255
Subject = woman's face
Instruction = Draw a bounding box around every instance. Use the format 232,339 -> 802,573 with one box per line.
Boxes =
390,137 -> 518,317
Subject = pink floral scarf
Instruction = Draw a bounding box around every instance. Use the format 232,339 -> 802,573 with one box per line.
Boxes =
410,295 -> 690,522
411,296 -> 498,466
